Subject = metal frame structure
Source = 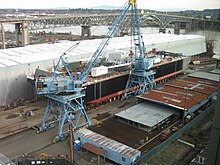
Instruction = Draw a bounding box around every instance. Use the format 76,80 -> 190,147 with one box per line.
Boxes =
35,0 -> 145,141
124,1 -> 156,98
36,42 -> 91,141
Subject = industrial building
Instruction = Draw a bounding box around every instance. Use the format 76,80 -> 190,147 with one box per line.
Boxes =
74,128 -> 141,165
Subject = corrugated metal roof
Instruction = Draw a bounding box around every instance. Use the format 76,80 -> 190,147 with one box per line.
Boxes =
182,77 -> 219,87
137,85 -> 208,110
115,102 -> 175,127
0,34 -> 206,68
189,71 -> 220,82
166,79 -> 218,95
210,69 -> 220,75
81,143 -> 106,155
75,128 -> 140,157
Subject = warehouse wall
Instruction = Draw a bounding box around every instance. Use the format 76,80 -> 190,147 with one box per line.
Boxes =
0,54 -> 95,107
145,37 -> 206,56
0,59 -> 56,107
182,57 -> 192,70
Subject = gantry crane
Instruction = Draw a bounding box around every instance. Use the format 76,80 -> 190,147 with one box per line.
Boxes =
123,1 -> 156,98
35,42 -> 91,142
35,0 -> 154,141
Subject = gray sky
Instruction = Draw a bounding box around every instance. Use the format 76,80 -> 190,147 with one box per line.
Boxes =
0,0 -> 220,10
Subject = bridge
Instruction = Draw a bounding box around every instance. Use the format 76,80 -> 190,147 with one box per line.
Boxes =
0,12 -> 220,47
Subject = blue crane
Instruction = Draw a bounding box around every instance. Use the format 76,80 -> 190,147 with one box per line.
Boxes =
35,0 -> 139,142
35,42 -> 91,142
123,1 -> 156,98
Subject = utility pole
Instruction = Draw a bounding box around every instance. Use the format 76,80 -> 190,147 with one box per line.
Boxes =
184,87 -> 188,111
207,79 -> 220,165
69,123 -> 74,163
182,87 -> 188,125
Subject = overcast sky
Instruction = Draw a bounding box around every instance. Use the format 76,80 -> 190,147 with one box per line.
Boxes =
0,0 -> 219,10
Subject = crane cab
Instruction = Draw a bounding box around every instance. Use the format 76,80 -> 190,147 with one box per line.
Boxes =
134,58 -> 154,71
35,75 -> 83,95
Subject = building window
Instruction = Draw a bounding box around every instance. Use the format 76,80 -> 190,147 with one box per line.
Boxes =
122,157 -> 126,162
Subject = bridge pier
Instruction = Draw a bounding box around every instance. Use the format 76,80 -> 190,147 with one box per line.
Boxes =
0,24 -> 5,49
15,21 -> 29,47
181,22 -> 191,33
81,25 -> 91,39
174,22 -> 180,35
185,22 -> 191,32
15,23 -> 21,46
159,28 -> 166,33
191,20 -> 198,30
22,21 -> 29,46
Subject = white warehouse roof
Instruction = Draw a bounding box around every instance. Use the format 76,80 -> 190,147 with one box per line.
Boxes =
0,33 -> 206,68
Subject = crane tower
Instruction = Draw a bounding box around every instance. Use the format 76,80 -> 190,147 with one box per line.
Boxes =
35,0 -> 155,141
123,0 -> 156,98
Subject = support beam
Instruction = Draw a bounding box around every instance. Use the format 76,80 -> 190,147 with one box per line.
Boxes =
0,24 -> 5,49
81,25 -> 91,39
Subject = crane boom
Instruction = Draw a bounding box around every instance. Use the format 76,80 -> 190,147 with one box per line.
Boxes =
80,2 -> 131,82
131,4 -> 145,59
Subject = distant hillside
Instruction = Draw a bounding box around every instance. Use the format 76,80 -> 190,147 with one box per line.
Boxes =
167,8 -> 220,20
203,9 -> 220,15
182,9 -> 220,14
92,5 -> 121,10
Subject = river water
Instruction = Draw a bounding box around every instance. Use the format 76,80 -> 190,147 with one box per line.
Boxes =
2,23 -> 220,56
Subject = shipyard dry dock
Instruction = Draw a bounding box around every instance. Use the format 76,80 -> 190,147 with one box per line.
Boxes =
0,33 -> 205,108
74,73 -> 219,165
0,33 -> 217,165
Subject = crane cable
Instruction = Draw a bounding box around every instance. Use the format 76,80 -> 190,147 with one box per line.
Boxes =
64,41 -> 80,55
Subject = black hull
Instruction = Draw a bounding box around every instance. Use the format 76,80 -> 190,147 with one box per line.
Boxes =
84,59 -> 183,103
